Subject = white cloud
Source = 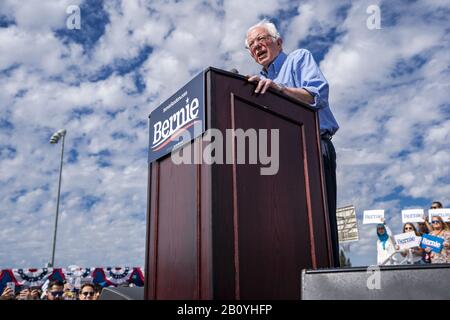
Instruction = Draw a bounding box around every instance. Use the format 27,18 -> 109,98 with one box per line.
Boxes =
1,0 -> 80,31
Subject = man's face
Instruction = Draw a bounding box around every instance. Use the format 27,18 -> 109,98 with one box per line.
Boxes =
47,285 -> 64,300
79,286 -> 96,300
247,26 -> 282,69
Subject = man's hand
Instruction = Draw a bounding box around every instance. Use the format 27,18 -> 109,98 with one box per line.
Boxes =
31,289 -> 40,300
247,75 -> 315,105
247,75 -> 282,94
0,287 -> 14,300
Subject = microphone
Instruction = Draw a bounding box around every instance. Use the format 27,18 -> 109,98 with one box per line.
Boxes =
229,68 -> 239,74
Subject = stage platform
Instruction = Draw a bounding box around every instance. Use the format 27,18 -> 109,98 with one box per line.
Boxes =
301,264 -> 450,299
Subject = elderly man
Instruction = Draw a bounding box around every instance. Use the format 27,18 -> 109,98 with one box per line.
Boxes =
245,20 -> 340,267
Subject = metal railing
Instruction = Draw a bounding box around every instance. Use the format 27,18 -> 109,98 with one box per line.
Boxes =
380,250 -> 423,265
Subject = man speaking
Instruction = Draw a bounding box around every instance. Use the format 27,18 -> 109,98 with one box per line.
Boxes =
245,19 -> 340,267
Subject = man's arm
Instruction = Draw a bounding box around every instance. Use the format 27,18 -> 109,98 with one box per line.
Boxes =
247,76 -> 315,105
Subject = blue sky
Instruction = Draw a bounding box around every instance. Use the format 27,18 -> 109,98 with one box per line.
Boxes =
0,0 -> 449,269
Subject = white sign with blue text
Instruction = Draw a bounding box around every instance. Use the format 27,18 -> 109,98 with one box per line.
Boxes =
401,209 -> 425,223
428,208 -> 450,222
363,210 -> 384,224
394,232 -> 421,250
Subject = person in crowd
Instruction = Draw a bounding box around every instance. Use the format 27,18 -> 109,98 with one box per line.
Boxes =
16,286 -> 33,300
417,222 -> 430,235
93,283 -> 103,300
78,283 -> 96,301
430,201 -> 450,230
62,290 -> 77,300
45,280 -> 65,301
424,216 -> 450,264
416,217 -> 432,263
30,287 -> 42,300
376,218 -> 398,265
418,203 -> 442,261
396,223 -> 425,264
417,214 -> 431,236
62,280 -> 77,300
63,281 -> 72,293
431,201 -> 443,209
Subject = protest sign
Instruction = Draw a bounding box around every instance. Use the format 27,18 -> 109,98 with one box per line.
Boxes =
394,232 -> 421,250
420,234 -> 444,253
401,209 -> 425,223
363,210 -> 384,224
428,209 -> 450,222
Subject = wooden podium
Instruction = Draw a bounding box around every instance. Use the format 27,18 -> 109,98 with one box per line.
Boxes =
145,67 -> 334,300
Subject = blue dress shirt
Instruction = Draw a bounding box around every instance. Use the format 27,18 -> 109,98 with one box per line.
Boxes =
260,49 -> 339,135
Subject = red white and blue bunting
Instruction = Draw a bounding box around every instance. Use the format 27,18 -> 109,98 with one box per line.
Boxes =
0,267 -> 144,292
105,267 -> 132,285
13,268 -> 52,287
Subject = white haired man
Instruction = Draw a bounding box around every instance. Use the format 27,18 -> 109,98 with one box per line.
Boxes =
245,19 -> 340,267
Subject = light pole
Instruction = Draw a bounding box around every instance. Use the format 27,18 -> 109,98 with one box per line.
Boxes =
49,129 -> 66,267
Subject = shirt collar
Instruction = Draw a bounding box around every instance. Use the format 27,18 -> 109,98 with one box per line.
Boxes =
260,51 -> 287,78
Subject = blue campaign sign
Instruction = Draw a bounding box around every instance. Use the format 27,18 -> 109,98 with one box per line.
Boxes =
148,71 -> 205,163
420,234 -> 444,253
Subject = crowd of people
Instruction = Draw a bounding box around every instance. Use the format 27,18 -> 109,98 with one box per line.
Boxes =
376,201 -> 450,265
0,280 -> 108,300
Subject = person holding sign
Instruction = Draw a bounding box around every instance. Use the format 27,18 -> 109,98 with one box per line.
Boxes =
376,219 -> 397,265
430,201 -> 450,230
395,223 -> 424,264
417,219 -> 430,237
425,216 -> 450,264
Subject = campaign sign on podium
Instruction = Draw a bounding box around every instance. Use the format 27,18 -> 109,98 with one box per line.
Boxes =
148,71 -> 205,163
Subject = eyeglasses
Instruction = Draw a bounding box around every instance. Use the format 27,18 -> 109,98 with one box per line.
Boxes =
246,34 -> 275,50
81,291 -> 95,297
50,291 -> 64,297
431,220 -> 441,224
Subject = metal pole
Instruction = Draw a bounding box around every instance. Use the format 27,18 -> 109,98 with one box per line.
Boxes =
50,134 -> 65,267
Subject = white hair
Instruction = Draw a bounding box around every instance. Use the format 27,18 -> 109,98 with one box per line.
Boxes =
245,19 -> 281,48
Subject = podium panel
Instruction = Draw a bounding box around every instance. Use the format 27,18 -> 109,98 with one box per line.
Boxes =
145,68 -> 333,300
232,97 -> 310,299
